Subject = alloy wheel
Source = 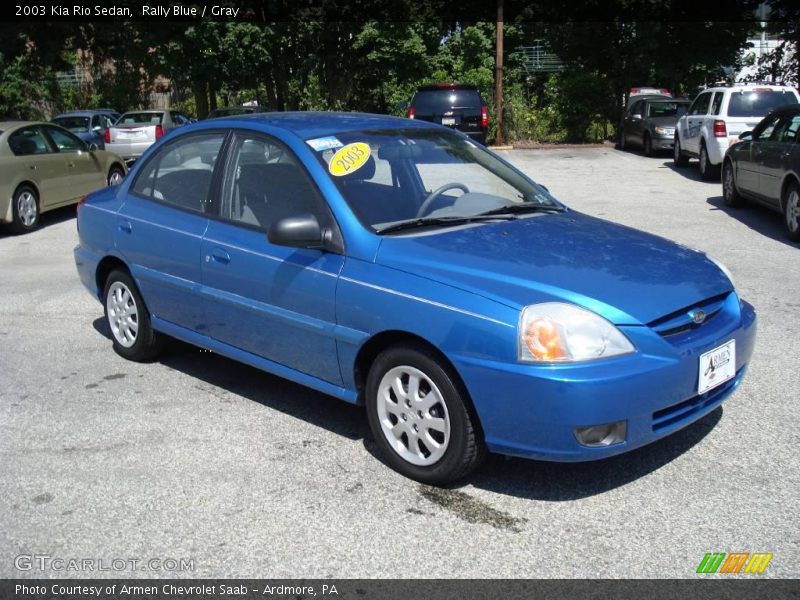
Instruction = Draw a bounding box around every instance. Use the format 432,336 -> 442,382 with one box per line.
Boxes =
787,189 -> 800,233
17,191 -> 38,226
376,365 -> 451,466
106,281 -> 139,348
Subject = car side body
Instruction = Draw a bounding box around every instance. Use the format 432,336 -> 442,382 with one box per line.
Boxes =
0,121 -> 126,232
74,113 -> 756,482
723,105 -> 800,240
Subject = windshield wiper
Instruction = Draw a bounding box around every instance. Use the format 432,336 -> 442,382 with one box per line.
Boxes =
478,203 -> 566,217
377,214 -> 517,235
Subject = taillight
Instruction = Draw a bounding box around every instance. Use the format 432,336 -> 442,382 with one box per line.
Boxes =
659,88 -> 670,95
407,107 -> 415,119
103,128 -> 110,143
155,125 -> 164,139
630,88 -> 640,95
713,120 -> 727,137
481,105 -> 488,129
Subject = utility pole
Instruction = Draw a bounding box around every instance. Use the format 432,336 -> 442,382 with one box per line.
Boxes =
494,0 -> 505,145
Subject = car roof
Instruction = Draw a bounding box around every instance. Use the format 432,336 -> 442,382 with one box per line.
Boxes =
0,120 -> 42,129
210,111 -> 442,139
416,84 -> 479,91
54,111 -> 103,118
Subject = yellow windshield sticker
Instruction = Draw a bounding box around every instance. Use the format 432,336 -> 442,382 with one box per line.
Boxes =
328,143 -> 371,177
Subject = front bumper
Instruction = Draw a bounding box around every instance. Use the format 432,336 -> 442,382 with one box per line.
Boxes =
651,136 -> 675,150
452,295 -> 756,461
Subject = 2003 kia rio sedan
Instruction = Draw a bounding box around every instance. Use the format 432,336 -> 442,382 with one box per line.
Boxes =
74,113 -> 756,484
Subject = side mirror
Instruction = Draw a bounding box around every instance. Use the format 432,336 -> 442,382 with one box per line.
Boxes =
631,113 -> 642,120
93,125 -> 104,133
87,142 -> 99,152
738,131 -> 752,141
267,213 -> 330,249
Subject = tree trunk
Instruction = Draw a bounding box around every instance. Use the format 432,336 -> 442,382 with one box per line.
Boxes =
194,81 -> 209,119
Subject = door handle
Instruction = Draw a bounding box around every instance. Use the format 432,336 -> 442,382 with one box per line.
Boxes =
208,248 -> 231,265
118,220 -> 132,234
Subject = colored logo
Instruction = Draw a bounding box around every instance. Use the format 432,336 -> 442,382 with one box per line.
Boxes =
696,552 -> 773,574
690,309 -> 707,324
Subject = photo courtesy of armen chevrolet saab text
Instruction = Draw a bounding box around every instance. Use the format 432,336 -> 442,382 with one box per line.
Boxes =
74,112 -> 756,485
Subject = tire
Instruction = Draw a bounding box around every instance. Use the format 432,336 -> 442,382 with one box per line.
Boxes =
619,129 -> 627,150
10,184 -> 40,234
699,142 -> 719,180
107,165 -> 125,186
722,160 -> 744,208
365,343 -> 485,485
103,269 -> 163,361
673,136 -> 689,167
783,182 -> 800,242
644,133 -> 653,157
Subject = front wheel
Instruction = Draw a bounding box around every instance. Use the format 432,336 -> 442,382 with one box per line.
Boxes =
784,182 -> 800,242
103,269 -> 163,361
365,344 -> 485,485
644,133 -> 653,157
674,136 -> 689,167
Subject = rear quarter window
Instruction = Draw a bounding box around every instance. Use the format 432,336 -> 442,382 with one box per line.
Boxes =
726,91 -> 799,118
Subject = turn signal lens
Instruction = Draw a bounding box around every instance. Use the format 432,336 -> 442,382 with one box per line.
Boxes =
524,318 -> 568,360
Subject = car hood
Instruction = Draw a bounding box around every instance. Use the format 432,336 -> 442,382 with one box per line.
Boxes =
375,211 -> 732,325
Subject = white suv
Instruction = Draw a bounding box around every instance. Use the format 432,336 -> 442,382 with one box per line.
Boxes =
674,84 -> 800,179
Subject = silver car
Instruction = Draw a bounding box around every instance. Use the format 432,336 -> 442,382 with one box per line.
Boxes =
105,110 -> 191,162
621,96 -> 690,156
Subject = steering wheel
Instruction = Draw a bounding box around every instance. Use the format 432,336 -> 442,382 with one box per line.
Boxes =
416,183 -> 470,218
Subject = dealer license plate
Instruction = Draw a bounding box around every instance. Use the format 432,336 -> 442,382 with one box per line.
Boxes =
697,339 -> 736,395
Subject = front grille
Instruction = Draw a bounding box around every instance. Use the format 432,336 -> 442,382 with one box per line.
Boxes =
651,368 -> 742,432
648,292 -> 730,337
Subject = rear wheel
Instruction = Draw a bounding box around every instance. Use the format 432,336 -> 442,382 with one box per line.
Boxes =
103,269 -> 163,361
673,136 -> 689,167
699,142 -> 719,180
722,160 -> 744,207
783,182 -> 800,242
107,165 -> 125,186
365,344 -> 485,485
10,185 -> 40,234
619,129 -> 627,150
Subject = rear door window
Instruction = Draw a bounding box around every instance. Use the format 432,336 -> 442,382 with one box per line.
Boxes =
131,132 -> 225,213
8,126 -> 52,156
43,126 -> 85,152
711,92 -> 724,115
727,91 -> 799,117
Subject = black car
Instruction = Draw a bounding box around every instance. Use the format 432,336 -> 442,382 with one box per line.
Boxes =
406,84 -> 488,145
723,104 -> 800,241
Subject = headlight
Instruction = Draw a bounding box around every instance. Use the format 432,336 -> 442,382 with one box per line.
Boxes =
707,255 -> 735,289
654,126 -> 674,136
518,303 -> 635,362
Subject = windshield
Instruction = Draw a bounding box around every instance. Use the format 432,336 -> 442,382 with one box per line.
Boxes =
309,128 -> 561,233
53,116 -> 90,132
727,91 -> 798,117
648,102 -> 689,118
411,90 -> 482,113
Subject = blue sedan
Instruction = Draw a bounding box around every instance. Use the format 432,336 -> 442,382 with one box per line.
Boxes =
74,112 -> 756,484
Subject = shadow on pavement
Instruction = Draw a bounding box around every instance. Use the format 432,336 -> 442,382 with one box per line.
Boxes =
661,160 -> 719,184
706,195 -> 796,247
0,204 -> 77,238
91,318 -> 723,501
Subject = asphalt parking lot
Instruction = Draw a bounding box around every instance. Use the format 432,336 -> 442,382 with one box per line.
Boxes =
1,146 -> 798,579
